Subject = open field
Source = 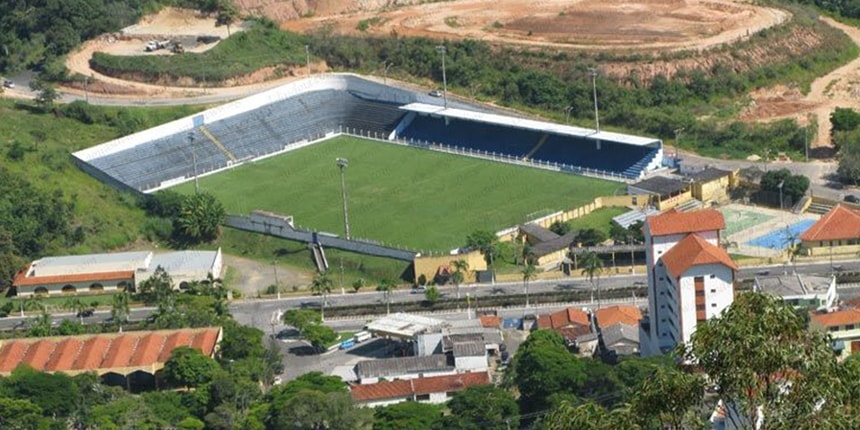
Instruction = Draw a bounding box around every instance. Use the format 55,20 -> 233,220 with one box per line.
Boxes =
175,136 -> 620,252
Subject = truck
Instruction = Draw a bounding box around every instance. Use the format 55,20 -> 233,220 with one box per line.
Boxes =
145,40 -> 171,52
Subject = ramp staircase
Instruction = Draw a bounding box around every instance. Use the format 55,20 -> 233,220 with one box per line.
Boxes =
806,202 -> 833,215
309,242 -> 330,272
522,134 -> 549,161
792,196 -> 812,214
674,198 -> 703,213
621,149 -> 660,179
199,126 -> 237,162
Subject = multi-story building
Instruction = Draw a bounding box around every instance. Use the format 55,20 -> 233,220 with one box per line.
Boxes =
643,209 -> 737,355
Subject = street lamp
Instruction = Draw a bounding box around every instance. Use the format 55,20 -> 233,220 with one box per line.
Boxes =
305,45 -> 311,77
336,158 -> 350,240
588,67 -> 600,133
436,45 -> 448,109
777,180 -> 785,210
673,127 -> 685,166
382,61 -> 393,85
188,130 -> 199,194
564,106 -> 574,124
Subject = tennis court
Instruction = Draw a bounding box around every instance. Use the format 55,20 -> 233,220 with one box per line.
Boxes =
746,219 -> 817,251
719,207 -> 774,237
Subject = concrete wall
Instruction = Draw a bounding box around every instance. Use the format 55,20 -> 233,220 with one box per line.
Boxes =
693,175 -> 733,204
413,251 -> 486,285
454,355 -> 488,372
16,278 -> 130,297
801,241 -> 860,257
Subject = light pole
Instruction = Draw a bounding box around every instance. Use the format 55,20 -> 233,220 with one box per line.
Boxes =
673,127 -> 684,166
588,67 -> 600,133
778,180 -> 784,210
383,61 -> 393,84
188,130 -> 199,194
336,158 -> 350,240
305,45 -> 311,77
436,45 -> 448,109
564,106 -> 574,124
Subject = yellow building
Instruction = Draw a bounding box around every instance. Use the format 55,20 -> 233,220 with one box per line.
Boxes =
686,167 -> 737,205
627,176 -> 692,211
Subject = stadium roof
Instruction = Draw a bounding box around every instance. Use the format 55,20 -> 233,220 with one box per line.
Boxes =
400,103 -> 661,147
0,327 -> 221,376
365,313 -> 446,338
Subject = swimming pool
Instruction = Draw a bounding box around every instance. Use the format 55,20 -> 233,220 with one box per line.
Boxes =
746,219 -> 817,250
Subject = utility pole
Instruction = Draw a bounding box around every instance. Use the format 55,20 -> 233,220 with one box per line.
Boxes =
305,45 -> 311,77
84,75 -> 89,103
588,67 -> 600,133
673,127 -> 685,167
188,130 -> 199,194
437,45 -> 448,109
564,106 -> 574,124
336,158 -> 350,240
383,61 -> 393,85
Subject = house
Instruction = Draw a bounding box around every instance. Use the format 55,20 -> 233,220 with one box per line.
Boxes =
628,176 -> 693,211
594,305 -> 642,329
354,355 -> 454,384
600,323 -> 640,357
536,307 -> 597,355
452,341 -> 488,371
809,308 -> 860,360
12,249 -> 223,297
349,371 -> 491,408
753,274 -> 837,311
0,327 -> 222,390
682,167 -> 737,205
643,208 -> 737,355
799,204 -> 860,257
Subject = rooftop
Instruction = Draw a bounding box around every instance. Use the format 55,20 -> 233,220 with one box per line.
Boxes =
661,233 -> 738,278
613,207 -> 660,229
0,327 -> 221,376
754,274 -> 835,297
25,251 -> 151,277
520,223 -> 561,244
537,307 -> 590,330
646,208 -> 726,237
810,308 -> 860,328
800,204 -> 860,242
452,341 -> 486,357
630,176 -> 689,197
366,313 -> 445,339
145,250 -> 219,275
532,231 -> 580,257
349,371 -> 491,403
685,167 -> 734,183
601,323 -> 640,347
595,305 -> 643,329
355,355 -> 452,380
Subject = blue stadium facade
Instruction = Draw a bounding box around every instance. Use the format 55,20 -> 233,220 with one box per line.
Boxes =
73,74 -> 663,193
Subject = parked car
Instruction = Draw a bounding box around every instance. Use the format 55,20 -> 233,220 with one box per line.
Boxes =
428,89 -> 443,97
77,308 -> 95,318
2,79 -> 13,89
844,194 -> 860,204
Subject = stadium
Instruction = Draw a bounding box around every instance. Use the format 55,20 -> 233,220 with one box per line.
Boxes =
72,74 -> 664,252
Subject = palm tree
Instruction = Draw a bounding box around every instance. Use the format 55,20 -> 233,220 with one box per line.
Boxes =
377,279 -> 397,315
783,225 -> 802,275
310,272 -> 334,320
522,262 -> 537,308
28,311 -> 53,337
111,292 -> 131,333
63,297 -> 88,324
450,259 -> 469,299
580,251 -> 604,309
19,296 -> 45,318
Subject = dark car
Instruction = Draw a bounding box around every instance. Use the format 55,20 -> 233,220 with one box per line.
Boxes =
844,194 -> 860,204
77,308 -> 95,318
2,79 -> 13,89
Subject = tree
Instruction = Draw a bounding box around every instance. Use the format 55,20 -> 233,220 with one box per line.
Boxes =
580,251 -> 604,309
352,278 -> 366,293
282,309 -> 322,335
540,400 -> 637,430
576,228 -> 607,246
760,168 -> 791,194
27,311 -> 53,337
465,230 -> 498,276
549,220 -> 571,236
30,80 -> 59,110
163,346 -> 221,389
4,365 -> 80,419
175,192 -> 225,244
684,292 -> 849,429
629,367 -> 705,429
377,279 -> 397,315
62,297 -> 88,324
424,286 -> 440,304
273,389 -> 371,430
138,266 -> 175,306
440,385 -> 519,430
219,320 -> 266,362
215,0 -> 240,36
374,402 -> 442,430
310,271 -> 334,320
522,262 -> 537,307
0,397 -> 44,430
303,323 -> 339,352
511,330 -> 588,413
451,259 -> 469,299
110,291 -> 131,333
837,130 -> 860,185
782,174 -> 809,203
830,107 -> 860,140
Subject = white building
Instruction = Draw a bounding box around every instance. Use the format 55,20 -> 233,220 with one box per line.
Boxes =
644,209 -> 737,355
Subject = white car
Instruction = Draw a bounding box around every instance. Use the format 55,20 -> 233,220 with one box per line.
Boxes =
428,89 -> 442,97
2,79 -> 14,89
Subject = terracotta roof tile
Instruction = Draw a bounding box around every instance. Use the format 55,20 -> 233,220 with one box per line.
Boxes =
412,371 -> 490,395
479,316 -> 501,328
661,233 -> 738,278
349,379 -> 413,402
595,305 -> 642,328
14,270 -> 134,287
811,309 -> 860,327
646,209 -> 725,237
537,307 -> 589,330
0,327 -> 221,376
800,205 -> 860,242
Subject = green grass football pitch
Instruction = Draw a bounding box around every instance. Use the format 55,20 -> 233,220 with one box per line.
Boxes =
176,136 -> 621,252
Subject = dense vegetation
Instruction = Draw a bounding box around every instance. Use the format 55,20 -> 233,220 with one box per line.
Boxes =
832,106 -> 860,183
90,19 -> 309,84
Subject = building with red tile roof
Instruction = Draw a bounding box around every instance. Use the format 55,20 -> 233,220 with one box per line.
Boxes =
809,309 -> 860,360
536,307 -> 595,353
594,305 -> 643,329
0,327 -> 221,377
644,209 -> 735,356
799,205 -> 860,257
349,371 -> 490,407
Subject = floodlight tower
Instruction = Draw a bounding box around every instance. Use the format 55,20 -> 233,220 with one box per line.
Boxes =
588,67 -> 600,133
437,45 -> 448,108
336,158 -> 350,240
188,130 -> 199,194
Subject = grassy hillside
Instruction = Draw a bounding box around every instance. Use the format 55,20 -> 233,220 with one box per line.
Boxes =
174,136 -> 621,252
